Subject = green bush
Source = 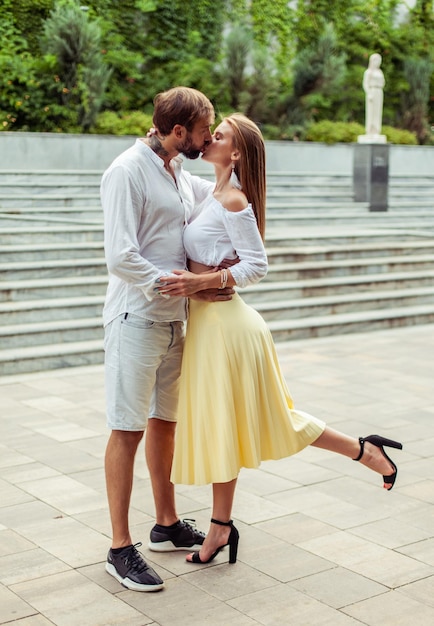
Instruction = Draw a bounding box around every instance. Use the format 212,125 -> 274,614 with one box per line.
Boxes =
382,125 -> 417,145
305,121 -> 419,145
305,121 -> 365,143
93,110 -> 153,136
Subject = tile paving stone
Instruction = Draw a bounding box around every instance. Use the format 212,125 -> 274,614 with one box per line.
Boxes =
0,583 -> 36,624
288,566 -> 388,609
0,479 -> 35,508
255,512 -> 339,544
228,583 -> 361,625
0,501 -> 63,531
396,503 -> 434,533
342,589 -> 434,625
298,530 -> 434,587
182,560 -> 276,602
1,324 -> 434,624
119,575 -> 259,626
349,516 -> 432,549
231,488 -> 294,525
240,540 -> 334,582
10,515 -> 110,569
398,575 -> 434,608
0,446 -> 34,470
15,442 -> 102,476
397,536 -> 434,567
1,616 -> 56,626
236,465 -> 299,494
17,474 -> 106,516
10,570 -> 149,626
0,462 -> 60,485
0,529 -> 35,557
0,548 -> 71,586
28,420 -> 99,443
260,455 -> 342,486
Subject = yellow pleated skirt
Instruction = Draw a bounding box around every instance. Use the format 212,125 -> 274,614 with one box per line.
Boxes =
171,293 -> 325,485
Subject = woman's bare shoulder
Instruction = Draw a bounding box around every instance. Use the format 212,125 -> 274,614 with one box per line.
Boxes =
220,188 -> 249,213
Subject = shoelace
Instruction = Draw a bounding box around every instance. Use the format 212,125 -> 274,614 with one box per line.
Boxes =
123,542 -> 149,574
181,518 -> 206,538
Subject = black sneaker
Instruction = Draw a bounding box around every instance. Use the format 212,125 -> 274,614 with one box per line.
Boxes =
148,518 -> 205,552
105,542 -> 164,592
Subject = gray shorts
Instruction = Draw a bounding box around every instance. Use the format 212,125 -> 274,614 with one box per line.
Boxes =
104,313 -> 185,431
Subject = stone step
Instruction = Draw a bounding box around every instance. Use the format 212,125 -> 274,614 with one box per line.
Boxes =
0,340 -> 104,376
266,304 -> 434,342
254,286 -> 434,321
2,250 -> 434,284
0,169 -> 103,183
0,241 -> 105,262
266,211 -> 434,228
0,295 -> 105,324
0,182 -> 101,194
0,257 -> 107,280
266,240 -> 434,262
3,206 -> 433,230
0,275 -> 108,302
2,238 -> 432,265
264,254 -> 434,282
266,199 -> 433,211
1,206 -> 103,222
0,192 -> 101,208
240,269 -> 434,303
0,223 -> 424,249
0,317 -> 103,349
1,301 -> 434,376
264,228 -> 431,247
0,224 -> 103,244
0,167 -> 431,376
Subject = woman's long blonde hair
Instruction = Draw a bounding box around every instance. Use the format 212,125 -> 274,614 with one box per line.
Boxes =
225,113 -> 266,239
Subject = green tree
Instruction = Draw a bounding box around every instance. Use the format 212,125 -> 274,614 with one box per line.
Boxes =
402,57 -> 432,143
0,1 -> 50,131
223,25 -> 252,110
250,0 -> 294,84
290,22 -> 347,124
41,1 -> 111,131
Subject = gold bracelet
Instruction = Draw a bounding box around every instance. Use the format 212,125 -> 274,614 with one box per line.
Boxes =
219,268 -> 228,289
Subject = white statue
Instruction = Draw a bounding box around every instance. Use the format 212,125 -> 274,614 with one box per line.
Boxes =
358,53 -> 387,144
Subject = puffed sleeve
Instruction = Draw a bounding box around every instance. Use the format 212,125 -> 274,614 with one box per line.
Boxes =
222,205 -> 268,288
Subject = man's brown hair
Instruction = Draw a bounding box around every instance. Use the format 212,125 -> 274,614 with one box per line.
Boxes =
153,87 -> 214,136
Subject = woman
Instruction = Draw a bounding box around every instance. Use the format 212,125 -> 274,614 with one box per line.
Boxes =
157,113 -> 402,565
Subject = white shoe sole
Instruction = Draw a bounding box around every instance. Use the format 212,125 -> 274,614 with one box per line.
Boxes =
105,562 -> 164,592
148,540 -> 204,553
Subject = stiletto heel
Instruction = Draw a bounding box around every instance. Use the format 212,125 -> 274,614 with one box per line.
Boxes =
188,518 -> 239,564
353,434 -> 403,490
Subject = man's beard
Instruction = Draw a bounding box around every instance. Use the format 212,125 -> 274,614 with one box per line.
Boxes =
176,135 -> 203,160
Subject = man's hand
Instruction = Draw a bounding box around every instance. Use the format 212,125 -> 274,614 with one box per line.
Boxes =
218,256 -> 239,270
190,287 -> 234,302
156,270 -> 204,297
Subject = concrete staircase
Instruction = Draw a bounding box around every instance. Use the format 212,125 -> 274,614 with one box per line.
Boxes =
0,169 -> 433,375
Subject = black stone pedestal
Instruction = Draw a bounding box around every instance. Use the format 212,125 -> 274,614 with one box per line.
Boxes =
353,143 -> 389,211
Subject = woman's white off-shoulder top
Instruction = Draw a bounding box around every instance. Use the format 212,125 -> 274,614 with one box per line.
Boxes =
184,194 -> 267,288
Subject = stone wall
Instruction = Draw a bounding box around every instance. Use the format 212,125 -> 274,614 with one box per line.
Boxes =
0,131 -> 432,175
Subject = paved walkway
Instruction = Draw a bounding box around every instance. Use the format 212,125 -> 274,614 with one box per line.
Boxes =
1,325 -> 434,626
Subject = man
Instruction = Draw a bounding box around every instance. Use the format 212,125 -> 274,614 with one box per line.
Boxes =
101,87 -> 232,592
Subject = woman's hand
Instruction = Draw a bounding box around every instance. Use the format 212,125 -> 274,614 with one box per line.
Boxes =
156,269 -> 234,301
156,270 -> 206,297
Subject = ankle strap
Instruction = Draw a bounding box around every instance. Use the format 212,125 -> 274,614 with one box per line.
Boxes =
353,437 -> 365,462
211,518 -> 232,526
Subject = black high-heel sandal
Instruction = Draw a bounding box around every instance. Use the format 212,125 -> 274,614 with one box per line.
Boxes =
353,434 -> 403,490
188,518 -> 239,564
